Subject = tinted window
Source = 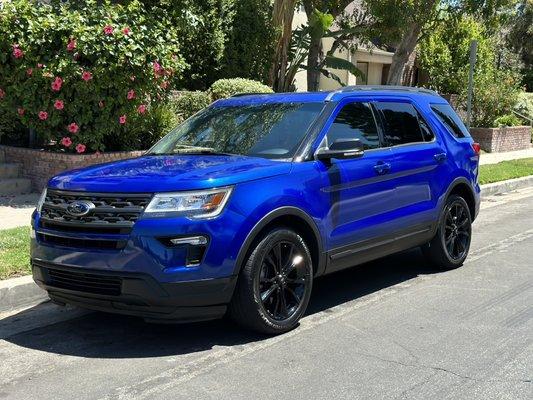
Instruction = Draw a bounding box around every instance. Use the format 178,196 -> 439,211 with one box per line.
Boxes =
376,102 -> 425,146
418,114 -> 435,142
431,104 -> 470,138
326,102 -> 380,150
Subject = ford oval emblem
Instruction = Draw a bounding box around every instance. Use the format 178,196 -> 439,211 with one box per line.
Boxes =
66,200 -> 95,217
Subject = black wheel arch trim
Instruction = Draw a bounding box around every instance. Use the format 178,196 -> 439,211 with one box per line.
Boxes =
435,177 -> 478,235
233,207 -> 327,277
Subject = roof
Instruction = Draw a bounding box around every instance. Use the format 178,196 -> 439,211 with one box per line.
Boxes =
215,86 -> 443,106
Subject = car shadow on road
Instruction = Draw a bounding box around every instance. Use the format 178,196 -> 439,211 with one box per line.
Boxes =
1,248 -> 444,359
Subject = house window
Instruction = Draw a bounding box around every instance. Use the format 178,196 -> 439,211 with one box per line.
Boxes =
356,62 -> 368,85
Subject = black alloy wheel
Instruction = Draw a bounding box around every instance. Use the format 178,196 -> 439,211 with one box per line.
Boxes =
229,228 -> 313,334
422,194 -> 472,269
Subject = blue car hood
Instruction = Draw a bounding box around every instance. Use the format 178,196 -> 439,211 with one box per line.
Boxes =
48,155 -> 292,193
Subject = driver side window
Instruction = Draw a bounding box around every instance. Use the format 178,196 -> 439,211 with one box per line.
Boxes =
326,102 -> 380,150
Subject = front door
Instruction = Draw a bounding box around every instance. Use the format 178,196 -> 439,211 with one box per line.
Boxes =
316,99 -> 396,272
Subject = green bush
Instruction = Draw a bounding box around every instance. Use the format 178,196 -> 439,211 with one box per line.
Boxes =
470,69 -> 522,128
493,114 -> 522,127
0,0 -> 185,153
221,0 -> 275,83
209,78 -> 273,100
514,92 -> 533,119
172,91 -> 212,121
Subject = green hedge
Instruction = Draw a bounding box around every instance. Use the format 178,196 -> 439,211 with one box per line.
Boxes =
209,78 -> 273,100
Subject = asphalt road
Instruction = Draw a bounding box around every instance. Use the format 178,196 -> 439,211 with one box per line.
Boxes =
1,188 -> 532,400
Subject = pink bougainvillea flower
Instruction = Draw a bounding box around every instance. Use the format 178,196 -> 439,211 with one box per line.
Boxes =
37,63 -> 44,69
98,100 -> 105,108
130,75 -> 135,81
127,89 -> 135,100
26,68 -> 33,76
54,100 -> 64,110
12,45 -> 24,59
153,61 -> 161,74
103,25 -> 114,35
38,111 -> 48,120
76,143 -> 86,154
61,137 -> 72,147
17,108 -> 25,116
0,88 -> 5,99
119,115 -> 127,124
67,122 -> 79,134
67,39 -> 76,52
122,27 -> 131,35
137,104 -> 147,114
51,76 -> 63,92
81,71 -> 92,81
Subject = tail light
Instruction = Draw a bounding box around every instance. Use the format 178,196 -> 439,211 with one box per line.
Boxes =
471,142 -> 481,156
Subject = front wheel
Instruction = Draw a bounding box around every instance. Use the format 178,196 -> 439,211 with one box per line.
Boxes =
422,194 -> 472,269
229,228 -> 313,334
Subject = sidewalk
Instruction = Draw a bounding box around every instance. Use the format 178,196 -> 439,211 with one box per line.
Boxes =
479,147 -> 533,165
0,193 -> 39,230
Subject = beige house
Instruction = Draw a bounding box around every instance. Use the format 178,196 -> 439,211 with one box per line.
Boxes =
292,5 -> 395,92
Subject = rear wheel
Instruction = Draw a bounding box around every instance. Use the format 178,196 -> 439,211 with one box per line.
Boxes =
229,228 -> 313,334
422,195 -> 472,269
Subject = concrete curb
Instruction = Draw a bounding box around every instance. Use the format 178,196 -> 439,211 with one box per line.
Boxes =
0,275 -> 47,313
480,175 -> 533,199
0,175 -> 532,314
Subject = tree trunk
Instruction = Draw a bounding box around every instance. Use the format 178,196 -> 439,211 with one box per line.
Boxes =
268,0 -> 297,92
386,0 -> 438,85
307,35 -> 322,91
386,24 -> 422,85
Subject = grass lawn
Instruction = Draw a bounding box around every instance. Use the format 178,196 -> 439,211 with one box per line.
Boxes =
478,158 -> 533,185
0,226 -> 31,280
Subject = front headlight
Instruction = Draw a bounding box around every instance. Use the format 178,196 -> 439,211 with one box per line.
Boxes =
36,188 -> 47,213
144,187 -> 233,219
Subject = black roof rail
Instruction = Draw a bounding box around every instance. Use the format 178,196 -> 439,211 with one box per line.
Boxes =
337,85 -> 439,96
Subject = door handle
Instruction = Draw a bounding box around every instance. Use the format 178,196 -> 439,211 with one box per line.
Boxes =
434,152 -> 447,162
373,162 -> 391,175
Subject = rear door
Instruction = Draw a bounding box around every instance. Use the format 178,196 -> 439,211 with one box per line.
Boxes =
373,100 -> 448,232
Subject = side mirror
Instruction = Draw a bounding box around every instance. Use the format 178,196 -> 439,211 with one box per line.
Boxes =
315,138 -> 364,162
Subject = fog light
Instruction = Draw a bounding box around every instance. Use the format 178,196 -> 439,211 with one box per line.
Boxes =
169,236 -> 208,246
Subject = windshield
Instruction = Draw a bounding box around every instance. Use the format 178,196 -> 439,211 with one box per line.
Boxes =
148,102 -> 324,159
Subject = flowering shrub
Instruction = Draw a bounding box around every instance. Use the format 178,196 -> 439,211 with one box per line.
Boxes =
0,0 -> 185,153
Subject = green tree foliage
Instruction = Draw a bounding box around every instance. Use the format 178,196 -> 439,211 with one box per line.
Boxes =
138,0 -> 233,90
419,16 -> 493,94
0,0 -> 185,152
221,0 -> 275,83
419,14 -> 522,127
507,0 -> 533,90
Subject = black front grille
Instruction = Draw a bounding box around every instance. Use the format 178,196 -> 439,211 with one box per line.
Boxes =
46,267 -> 122,296
40,190 -> 152,235
38,233 -> 127,250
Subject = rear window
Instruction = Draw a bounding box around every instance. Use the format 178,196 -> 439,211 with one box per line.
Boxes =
431,104 -> 470,138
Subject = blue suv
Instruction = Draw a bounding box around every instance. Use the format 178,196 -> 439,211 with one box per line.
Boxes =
31,86 -> 481,334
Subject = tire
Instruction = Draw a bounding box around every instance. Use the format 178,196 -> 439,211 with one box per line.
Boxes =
422,194 -> 472,269
229,228 -> 313,335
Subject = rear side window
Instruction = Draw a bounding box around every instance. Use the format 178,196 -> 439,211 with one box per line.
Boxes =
431,104 -> 470,138
375,102 -> 432,146
326,102 -> 380,150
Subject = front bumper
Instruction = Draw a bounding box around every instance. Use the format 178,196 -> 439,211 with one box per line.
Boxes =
32,260 -> 237,322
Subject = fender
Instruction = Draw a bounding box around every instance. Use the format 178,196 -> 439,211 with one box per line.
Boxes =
432,176 -> 478,237
233,206 -> 327,277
